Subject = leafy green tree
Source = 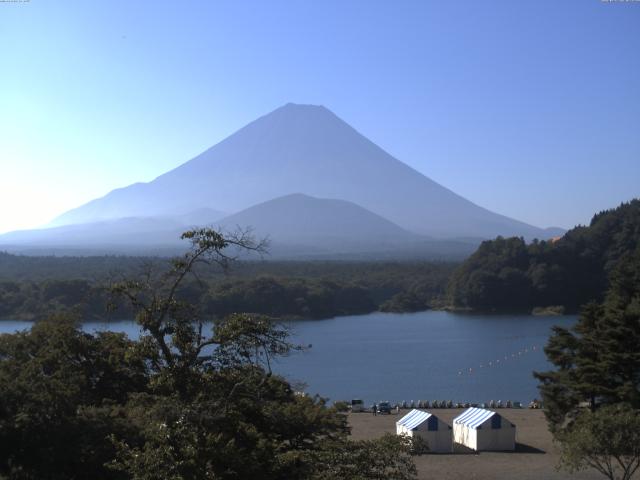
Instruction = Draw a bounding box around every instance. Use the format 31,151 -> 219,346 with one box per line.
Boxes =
0,315 -> 148,479
310,434 -> 418,480
558,404 -> 640,480
108,379 -> 351,480
108,228 -> 269,397
106,228 -> 418,480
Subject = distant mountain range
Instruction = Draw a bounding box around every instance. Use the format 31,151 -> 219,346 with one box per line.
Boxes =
0,103 -> 564,258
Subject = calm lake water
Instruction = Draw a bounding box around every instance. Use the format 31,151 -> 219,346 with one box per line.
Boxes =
0,311 -> 575,405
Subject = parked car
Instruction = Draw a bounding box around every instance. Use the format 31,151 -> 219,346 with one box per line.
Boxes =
377,401 -> 392,414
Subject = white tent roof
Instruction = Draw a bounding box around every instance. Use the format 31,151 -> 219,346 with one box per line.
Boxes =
397,409 -> 432,430
453,408 -> 497,429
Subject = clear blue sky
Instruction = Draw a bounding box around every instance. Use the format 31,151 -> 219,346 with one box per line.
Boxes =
1,0 -> 638,234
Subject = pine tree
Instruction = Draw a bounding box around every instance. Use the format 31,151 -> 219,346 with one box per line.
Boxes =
535,248 -> 640,429
535,248 -> 640,480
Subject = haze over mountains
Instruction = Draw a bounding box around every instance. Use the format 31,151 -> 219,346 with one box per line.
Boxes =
214,194 -> 481,259
1,103 -> 564,258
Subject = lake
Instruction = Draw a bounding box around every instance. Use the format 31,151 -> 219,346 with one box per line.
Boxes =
0,311 -> 575,405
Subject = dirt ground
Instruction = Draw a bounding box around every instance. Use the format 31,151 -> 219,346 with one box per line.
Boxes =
348,409 -> 603,480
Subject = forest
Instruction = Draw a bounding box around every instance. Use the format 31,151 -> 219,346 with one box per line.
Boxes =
0,254 -> 455,321
447,200 -> 640,313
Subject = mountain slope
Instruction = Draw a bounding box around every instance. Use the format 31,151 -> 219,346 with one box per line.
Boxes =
51,103 -> 557,240
0,208 -> 225,254
215,193 -> 418,252
0,194 -> 479,259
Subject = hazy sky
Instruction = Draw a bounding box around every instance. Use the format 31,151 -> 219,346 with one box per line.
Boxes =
1,0 -> 638,234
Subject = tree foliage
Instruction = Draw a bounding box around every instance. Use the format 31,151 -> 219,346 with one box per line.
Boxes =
448,199 -> 640,312
0,229 -> 419,480
0,254 -> 454,321
310,434 -> 418,480
534,249 -> 640,429
535,248 -> 640,480
558,405 -> 640,480
0,315 -> 148,479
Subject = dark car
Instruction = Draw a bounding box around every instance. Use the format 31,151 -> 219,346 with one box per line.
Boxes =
377,401 -> 392,414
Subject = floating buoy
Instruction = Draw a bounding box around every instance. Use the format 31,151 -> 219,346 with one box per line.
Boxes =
455,344 -> 545,378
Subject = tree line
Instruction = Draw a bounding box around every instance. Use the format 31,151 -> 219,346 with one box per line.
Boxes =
0,258 -> 455,321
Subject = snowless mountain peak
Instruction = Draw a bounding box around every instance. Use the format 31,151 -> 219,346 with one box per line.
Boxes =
48,103 -> 557,241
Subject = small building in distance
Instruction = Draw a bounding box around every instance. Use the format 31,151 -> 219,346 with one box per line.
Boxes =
396,409 -> 453,453
453,407 -> 516,451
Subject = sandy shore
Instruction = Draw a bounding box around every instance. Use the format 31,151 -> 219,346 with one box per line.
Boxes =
349,409 -> 602,480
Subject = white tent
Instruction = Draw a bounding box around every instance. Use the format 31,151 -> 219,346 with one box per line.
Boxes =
396,409 -> 453,453
453,407 -> 516,451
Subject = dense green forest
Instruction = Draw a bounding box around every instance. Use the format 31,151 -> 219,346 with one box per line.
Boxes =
447,199 -> 640,313
0,254 -> 455,320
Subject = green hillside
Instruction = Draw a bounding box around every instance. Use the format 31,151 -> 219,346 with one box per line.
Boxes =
447,199 -> 640,312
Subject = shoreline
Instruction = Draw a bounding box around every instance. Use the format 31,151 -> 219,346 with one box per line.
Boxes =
0,308 -> 578,323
